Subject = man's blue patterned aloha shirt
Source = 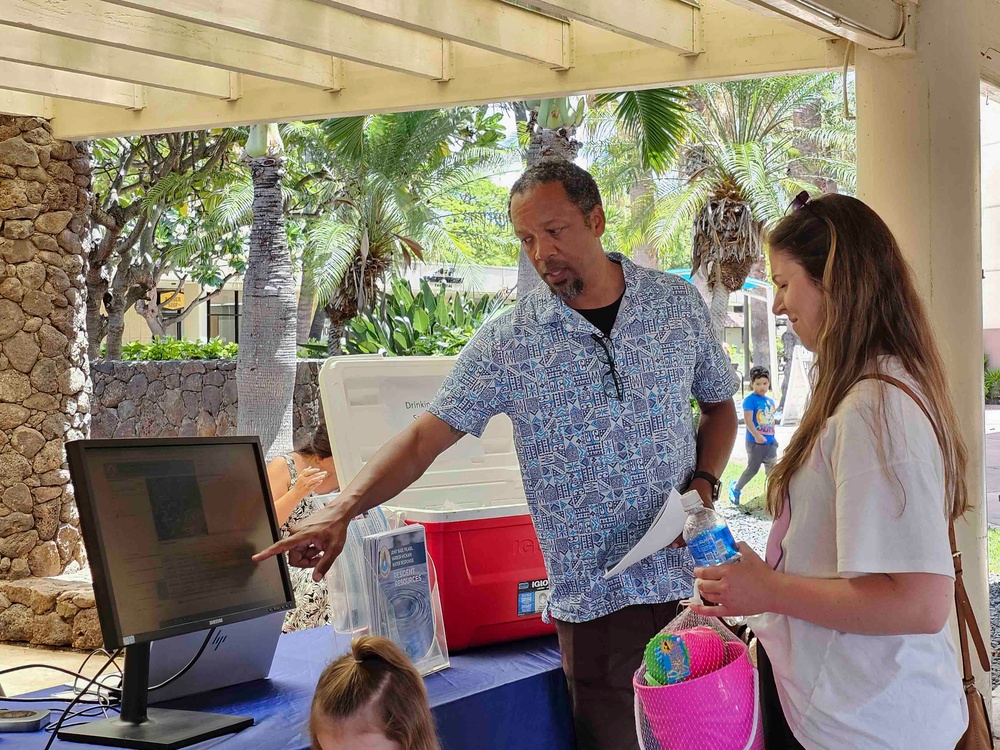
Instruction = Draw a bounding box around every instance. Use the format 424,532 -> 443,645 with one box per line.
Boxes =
428,254 -> 739,623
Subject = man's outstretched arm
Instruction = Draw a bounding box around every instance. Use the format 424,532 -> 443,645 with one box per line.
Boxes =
253,412 -> 465,581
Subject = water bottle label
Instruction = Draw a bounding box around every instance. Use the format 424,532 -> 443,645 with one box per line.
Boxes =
688,525 -> 739,567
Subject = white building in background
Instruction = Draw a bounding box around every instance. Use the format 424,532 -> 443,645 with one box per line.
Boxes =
120,277 -> 245,346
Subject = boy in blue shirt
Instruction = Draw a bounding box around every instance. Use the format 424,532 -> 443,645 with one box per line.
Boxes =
730,366 -> 778,505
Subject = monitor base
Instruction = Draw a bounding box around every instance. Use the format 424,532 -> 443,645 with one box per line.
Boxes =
57,707 -> 253,750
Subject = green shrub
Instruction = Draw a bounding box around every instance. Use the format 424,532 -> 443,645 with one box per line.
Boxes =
342,278 -> 512,357
985,355 -> 1000,401
987,368 -> 1000,401
113,337 -> 239,361
105,337 -> 335,361
297,339 -> 329,358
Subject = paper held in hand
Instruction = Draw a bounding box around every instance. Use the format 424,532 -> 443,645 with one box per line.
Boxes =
603,488 -> 693,579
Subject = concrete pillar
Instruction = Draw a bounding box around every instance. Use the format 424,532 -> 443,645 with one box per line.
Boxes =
856,0 -> 990,696
0,116 -> 89,581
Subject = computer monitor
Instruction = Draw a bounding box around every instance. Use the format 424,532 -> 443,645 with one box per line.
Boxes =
59,436 -> 295,749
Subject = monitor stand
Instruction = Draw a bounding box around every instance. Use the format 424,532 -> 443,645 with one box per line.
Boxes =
57,642 -> 253,750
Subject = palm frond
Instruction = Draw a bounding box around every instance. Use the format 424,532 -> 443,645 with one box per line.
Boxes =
141,171 -> 199,214
212,177 -> 255,230
594,88 -> 688,172
305,216 -> 356,301
650,173 -> 714,251
322,116 -> 367,163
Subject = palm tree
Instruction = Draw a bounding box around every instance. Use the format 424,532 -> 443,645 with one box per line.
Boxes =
305,109 -> 514,354
236,124 -> 298,460
515,90 -> 689,298
652,74 -> 855,342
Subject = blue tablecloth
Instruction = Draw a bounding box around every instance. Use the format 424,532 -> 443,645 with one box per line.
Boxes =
1,628 -> 574,750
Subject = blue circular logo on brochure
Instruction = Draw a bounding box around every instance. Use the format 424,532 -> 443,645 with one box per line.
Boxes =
378,547 -> 392,579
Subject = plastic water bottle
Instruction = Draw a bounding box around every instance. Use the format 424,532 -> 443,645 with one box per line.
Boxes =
681,491 -> 741,567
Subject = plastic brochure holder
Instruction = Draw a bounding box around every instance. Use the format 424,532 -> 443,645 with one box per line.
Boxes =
330,506 -> 413,634
328,507 -> 393,635
329,512 -> 449,677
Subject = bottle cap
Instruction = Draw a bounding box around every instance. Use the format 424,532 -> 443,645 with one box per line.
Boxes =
680,489 -> 706,513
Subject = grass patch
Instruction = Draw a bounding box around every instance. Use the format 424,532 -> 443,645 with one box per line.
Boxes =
989,528 -> 1000,578
718,461 -> 770,520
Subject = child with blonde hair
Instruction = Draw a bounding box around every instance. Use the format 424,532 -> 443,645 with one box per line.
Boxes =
310,636 -> 439,750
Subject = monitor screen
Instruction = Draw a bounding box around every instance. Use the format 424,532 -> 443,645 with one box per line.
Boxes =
67,438 -> 294,649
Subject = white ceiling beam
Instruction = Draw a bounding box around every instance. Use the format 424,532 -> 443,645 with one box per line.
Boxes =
102,0 -> 453,80
517,0 -> 701,55
0,0 -> 343,91
0,26 -> 238,99
725,0 -> 911,50
312,0 -> 572,69
0,60 -> 144,108
46,1 -> 843,140
0,91 -> 52,119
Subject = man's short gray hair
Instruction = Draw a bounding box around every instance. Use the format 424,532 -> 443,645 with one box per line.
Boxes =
508,161 -> 603,223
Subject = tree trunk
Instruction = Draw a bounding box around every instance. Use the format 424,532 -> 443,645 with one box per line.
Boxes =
139,280 -> 232,339
526,125 -> 581,167
101,251 -> 147,360
104,305 -> 127,360
748,257 -> 769,371
778,329 -> 800,413
309,306 -> 326,341
296,283 -> 315,343
85,229 -> 116,361
708,283 -> 730,344
85,278 -> 107,361
632,245 -> 658,269
516,241 -> 539,301
236,155 -> 297,461
326,318 -> 343,357
324,301 -> 354,357
516,121 -> 582,301
690,265 -> 731,343
143,315 -> 168,339
137,290 -> 169,338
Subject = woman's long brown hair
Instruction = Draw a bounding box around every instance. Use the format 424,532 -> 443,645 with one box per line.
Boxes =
310,636 -> 439,750
766,194 -> 968,521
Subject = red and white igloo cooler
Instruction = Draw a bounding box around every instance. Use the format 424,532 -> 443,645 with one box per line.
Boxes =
320,355 -> 555,651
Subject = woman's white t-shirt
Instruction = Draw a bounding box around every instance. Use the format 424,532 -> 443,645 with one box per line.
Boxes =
752,359 -> 967,749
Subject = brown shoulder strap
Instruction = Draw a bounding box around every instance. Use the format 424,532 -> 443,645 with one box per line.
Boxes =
855,374 -> 990,677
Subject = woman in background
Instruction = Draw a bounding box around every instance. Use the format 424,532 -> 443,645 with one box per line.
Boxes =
267,423 -> 340,632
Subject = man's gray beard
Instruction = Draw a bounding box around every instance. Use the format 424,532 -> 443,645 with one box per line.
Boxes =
548,277 -> 584,300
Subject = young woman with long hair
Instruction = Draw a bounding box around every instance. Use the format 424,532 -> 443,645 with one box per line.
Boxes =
691,193 -> 968,748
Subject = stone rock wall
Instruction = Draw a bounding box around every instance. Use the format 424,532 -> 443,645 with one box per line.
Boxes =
0,117 -> 90,581
91,360 -> 324,445
0,577 -> 100,649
